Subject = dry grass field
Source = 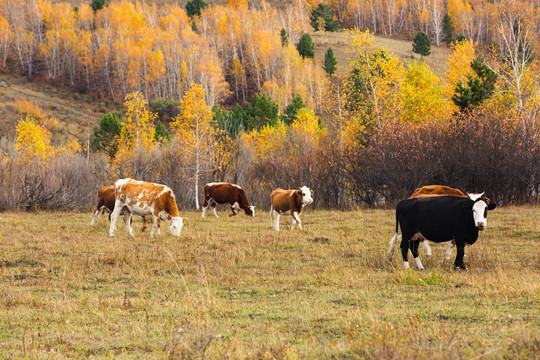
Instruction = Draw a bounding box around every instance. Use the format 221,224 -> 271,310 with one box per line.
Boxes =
311,31 -> 452,77
0,206 -> 538,358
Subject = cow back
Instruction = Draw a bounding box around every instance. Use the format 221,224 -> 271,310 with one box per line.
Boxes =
409,185 -> 467,199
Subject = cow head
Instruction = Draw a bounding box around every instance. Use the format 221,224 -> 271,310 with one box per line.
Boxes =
244,205 -> 255,217
170,217 -> 187,236
297,186 -> 313,206
467,193 -> 497,230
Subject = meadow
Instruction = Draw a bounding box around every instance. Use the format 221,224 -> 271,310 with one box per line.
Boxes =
0,206 -> 538,358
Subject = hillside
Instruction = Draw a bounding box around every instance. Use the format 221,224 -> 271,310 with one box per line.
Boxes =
0,31 -> 451,144
311,32 -> 451,77
0,73 -> 118,145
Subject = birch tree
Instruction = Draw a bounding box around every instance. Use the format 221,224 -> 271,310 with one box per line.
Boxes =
171,82 -> 215,210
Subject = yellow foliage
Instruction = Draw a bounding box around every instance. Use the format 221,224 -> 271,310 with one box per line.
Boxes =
401,61 -> 453,123
291,108 -> 324,137
57,140 -> 82,157
227,0 -> 248,9
347,29 -> 405,131
14,99 -> 45,121
445,39 -> 476,96
241,123 -> 287,158
172,82 -> 213,139
113,91 -> 156,168
15,116 -> 53,161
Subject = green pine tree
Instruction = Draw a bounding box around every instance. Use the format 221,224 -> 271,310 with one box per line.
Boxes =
442,13 -> 455,46
454,34 -> 466,44
323,47 -> 337,75
90,112 -> 121,157
452,57 -> 497,111
212,104 -> 246,139
310,3 -> 340,31
282,95 -> 306,126
90,0 -> 107,12
412,31 -> 431,59
244,94 -> 279,131
280,28 -> 288,47
154,120 -> 170,144
296,33 -> 315,59
185,0 -> 208,17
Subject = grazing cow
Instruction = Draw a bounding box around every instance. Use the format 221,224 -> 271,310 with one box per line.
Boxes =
270,187 -> 313,231
388,194 -> 496,270
89,185 -> 148,231
408,185 -> 468,258
109,179 -> 186,238
201,182 -> 255,218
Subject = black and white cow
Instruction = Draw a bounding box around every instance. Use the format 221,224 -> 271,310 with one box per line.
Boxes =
388,194 -> 496,270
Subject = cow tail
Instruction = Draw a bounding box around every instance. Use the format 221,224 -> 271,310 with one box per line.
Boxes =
387,210 -> 400,261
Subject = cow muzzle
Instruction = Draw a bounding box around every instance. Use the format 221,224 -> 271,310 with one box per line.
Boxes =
477,223 -> 486,231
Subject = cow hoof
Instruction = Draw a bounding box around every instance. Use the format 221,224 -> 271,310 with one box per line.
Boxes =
454,265 -> 468,271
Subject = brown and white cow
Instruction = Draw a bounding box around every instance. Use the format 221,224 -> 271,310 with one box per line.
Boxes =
270,186 -> 313,231
90,185 -> 148,231
407,185 -> 483,259
109,179 -> 186,238
202,182 -> 255,218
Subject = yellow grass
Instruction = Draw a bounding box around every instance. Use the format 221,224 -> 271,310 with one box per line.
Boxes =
0,207 -> 538,358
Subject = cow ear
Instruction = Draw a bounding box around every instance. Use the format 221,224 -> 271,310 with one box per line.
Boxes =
310,189 -> 314,195
487,203 -> 497,210
182,218 -> 187,223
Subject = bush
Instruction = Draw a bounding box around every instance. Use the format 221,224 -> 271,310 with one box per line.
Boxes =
0,140 -> 110,211
344,112 -> 540,205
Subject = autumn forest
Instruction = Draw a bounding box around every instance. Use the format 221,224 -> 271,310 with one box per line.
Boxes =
0,0 -> 539,210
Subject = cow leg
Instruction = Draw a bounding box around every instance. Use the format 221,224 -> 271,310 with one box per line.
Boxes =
90,207 -> 104,226
229,202 -> 239,217
109,200 -> 123,236
272,210 -> 280,231
445,240 -> 455,260
400,233 -> 413,269
201,198 -> 209,218
453,239 -> 467,270
411,240 -> 424,270
420,239 -> 432,256
141,216 -> 148,232
156,217 -> 161,235
123,208 -> 134,237
149,217 -> 160,238
292,212 -> 302,230
211,201 -> 219,218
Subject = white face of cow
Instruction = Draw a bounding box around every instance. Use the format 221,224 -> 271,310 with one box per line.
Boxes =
299,186 -> 313,206
170,217 -> 186,236
249,205 -> 255,217
472,201 -> 489,230
470,194 -> 496,231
